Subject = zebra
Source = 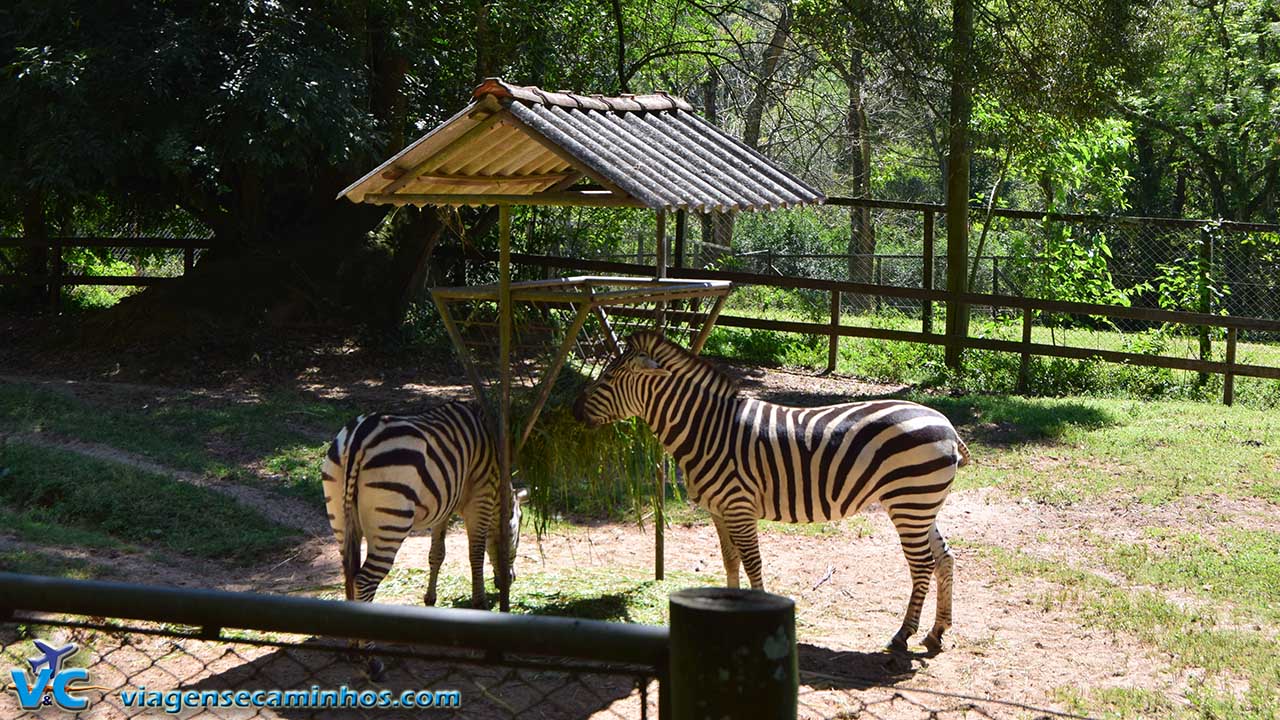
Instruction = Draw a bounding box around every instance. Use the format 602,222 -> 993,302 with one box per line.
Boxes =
321,401 -> 527,613
573,331 -> 969,653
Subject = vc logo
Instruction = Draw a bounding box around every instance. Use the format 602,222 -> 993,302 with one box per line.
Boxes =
10,639 -> 100,711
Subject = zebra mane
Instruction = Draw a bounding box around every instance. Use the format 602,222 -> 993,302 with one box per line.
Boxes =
625,330 -> 740,396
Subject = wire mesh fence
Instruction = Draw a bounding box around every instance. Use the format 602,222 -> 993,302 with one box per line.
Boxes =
0,613 -> 658,719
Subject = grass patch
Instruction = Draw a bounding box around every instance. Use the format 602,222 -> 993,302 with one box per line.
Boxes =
1105,529 -> 1280,623
911,394 -> 1280,505
371,566 -> 704,625
1052,685 -> 1177,719
0,380 -> 354,497
0,440 -> 298,563
0,549 -> 106,579
982,544 -> 1280,719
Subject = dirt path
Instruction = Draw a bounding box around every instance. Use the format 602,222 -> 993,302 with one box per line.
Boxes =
8,431 -> 330,537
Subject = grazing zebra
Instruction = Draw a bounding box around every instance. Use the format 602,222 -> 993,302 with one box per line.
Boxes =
573,331 -> 969,652
321,401 -> 527,612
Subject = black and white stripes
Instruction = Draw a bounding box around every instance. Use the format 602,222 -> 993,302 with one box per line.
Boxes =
574,331 -> 968,652
322,401 -> 525,610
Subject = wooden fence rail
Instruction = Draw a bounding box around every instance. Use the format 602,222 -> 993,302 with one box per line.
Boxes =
0,236 -> 211,308
443,248 -> 1280,406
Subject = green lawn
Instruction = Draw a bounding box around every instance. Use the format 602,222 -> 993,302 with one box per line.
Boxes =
0,440 -> 298,564
980,543 -> 1280,719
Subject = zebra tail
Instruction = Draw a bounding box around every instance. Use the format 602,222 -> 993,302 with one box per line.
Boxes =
341,417 -> 370,602
955,437 -> 971,468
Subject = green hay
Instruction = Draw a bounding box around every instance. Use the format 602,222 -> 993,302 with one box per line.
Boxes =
512,368 -> 669,536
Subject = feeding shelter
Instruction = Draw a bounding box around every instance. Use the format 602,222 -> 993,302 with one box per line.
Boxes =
340,78 -> 824,609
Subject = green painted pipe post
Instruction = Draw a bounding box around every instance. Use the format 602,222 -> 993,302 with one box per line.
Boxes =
669,588 -> 797,719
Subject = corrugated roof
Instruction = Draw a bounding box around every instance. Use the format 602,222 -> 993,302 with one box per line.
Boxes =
340,78 -> 824,213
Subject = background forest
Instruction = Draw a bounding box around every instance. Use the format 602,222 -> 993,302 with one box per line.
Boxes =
1,0 -> 1277,333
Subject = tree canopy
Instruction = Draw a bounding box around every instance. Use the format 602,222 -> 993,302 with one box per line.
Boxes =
1,0 -> 1275,328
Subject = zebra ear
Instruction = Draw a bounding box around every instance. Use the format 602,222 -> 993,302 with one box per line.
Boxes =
629,354 -> 671,377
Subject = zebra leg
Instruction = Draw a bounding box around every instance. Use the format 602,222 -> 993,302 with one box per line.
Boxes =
888,512 -> 938,652
466,511 -> 492,610
923,524 -> 955,653
350,532 -> 408,682
424,523 -> 448,606
712,515 -> 742,588
724,512 -> 765,590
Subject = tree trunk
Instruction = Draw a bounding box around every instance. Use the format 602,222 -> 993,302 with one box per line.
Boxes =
743,6 -> 791,150
611,0 -> 628,93
944,0 -> 974,370
843,51 -> 874,292
21,190 -> 48,306
700,70 -> 734,263
475,0 -> 495,80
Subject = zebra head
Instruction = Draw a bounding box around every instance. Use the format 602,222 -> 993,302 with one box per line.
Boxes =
573,331 -> 673,427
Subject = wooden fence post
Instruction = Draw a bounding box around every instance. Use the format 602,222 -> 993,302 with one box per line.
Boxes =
183,246 -> 195,275
922,211 -> 934,334
669,588 -> 797,720
827,290 -> 841,373
48,238 -> 63,310
1017,306 -> 1033,392
991,256 -> 999,319
874,257 -> 882,313
1197,226 -> 1213,385
1223,327 -> 1237,406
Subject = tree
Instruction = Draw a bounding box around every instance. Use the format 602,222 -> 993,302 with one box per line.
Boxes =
1122,0 -> 1279,222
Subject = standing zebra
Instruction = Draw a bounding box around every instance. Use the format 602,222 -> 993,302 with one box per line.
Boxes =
574,331 -> 969,652
322,401 -> 527,612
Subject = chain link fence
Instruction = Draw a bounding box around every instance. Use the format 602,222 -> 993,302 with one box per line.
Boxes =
2,574 -> 1095,720
1,614 -> 657,719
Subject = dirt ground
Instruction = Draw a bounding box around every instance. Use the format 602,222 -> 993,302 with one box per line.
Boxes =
0,344 -> 1229,719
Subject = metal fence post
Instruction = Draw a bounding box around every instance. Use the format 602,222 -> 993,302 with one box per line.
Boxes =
827,290 -> 840,373
922,211 -> 934,334
669,588 -> 796,720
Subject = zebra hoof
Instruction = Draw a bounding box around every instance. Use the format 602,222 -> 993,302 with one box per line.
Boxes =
366,657 -> 386,683
923,633 -> 944,654
423,592 -> 437,607
886,635 -> 910,654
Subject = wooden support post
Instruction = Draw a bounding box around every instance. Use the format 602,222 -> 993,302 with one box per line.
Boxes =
1017,306 -> 1033,393
654,460 -> 666,581
669,589 -> 797,720
183,246 -> 195,275
655,211 -> 667,279
827,290 -> 840,374
496,205 -> 513,613
653,209 -> 667,580
922,211 -> 934,334
1223,327 -> 1237,406
673,209 -> 687,269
